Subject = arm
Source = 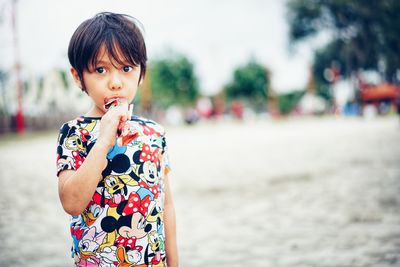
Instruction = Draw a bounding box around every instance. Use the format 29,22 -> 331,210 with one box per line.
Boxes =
164,174 -> 179,267
58,105 -> 129,216
58,142 -> 109,216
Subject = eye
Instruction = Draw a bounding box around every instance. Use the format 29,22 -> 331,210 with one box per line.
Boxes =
81,241 -> 89,251
105,177 -> 117,187
95,67 -> 106,74
123,66 -> 133,73
138,217 -> 146,229
93,206 -> 101,217
90,204 -> 100,216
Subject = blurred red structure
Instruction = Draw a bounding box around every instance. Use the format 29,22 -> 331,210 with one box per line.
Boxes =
360,83 -> 399,102
12,0 -> 25,133
358,81 -> 400,114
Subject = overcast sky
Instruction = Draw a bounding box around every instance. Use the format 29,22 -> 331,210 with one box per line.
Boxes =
0,0 -> 319,95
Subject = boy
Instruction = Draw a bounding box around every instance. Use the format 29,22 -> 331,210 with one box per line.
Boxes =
56,12 -> 178,267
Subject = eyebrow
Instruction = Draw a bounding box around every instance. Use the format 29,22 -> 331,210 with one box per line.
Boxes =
95,60 -> 111,66
95,60 -> 133,67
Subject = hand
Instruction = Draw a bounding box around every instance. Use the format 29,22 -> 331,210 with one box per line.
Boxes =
97,102 -> 130,149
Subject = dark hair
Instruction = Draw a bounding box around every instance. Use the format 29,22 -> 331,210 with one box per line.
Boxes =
68,12 -> 147,91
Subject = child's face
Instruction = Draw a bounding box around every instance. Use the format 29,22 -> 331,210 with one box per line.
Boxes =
72,45 -> 141,117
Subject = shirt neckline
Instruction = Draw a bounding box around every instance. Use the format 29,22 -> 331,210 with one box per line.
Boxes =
79,115 -> 140,121
81,116 -> 101,120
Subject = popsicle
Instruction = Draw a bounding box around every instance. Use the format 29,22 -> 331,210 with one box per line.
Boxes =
104,98 -> 139,146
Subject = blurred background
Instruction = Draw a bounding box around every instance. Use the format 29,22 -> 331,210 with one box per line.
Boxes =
0,0 -> 400,266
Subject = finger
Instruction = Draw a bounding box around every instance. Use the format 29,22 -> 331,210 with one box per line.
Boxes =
109,104 -> 125,117
120,115 -> 128,123
117,108 -> 128,122
121,103 -> 132,121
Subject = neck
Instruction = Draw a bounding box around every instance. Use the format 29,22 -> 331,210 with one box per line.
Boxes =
85,105 -> 105,117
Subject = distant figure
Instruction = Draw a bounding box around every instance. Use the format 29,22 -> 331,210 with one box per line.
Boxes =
231,100 -> 244,119
55,12 -> 178,267
184,107 -> 199,125
196,97 -> 213,119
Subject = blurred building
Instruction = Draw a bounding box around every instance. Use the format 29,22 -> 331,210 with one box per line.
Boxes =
0,69 -> 91,133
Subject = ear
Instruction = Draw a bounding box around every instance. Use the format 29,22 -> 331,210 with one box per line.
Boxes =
70,67 -> 83,89
101,216 -> 118,233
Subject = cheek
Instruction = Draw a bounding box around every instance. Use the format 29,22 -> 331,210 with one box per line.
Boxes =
84,76 -> 106,96
126,73 -> 141,92
127,88 -> 137,99
118,226 -> 132,237
89,87 -> 107,105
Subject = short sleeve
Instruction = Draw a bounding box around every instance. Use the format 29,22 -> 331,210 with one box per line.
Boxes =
161,133 -> 171,176
56,122 -> 87,176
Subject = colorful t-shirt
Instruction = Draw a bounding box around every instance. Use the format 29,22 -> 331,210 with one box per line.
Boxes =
56,115 -> 170,267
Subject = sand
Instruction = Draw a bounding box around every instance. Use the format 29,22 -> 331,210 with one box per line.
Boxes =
0,116 -> 399,267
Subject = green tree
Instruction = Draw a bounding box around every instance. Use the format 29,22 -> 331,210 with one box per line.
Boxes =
287,0 -> 400,82
312,40 -> 345,102
224,60 -> 269,111
149,54 -> 199,108
278,90 -> 305,115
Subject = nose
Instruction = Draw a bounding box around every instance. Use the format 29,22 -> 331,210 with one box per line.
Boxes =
108,72 -> 122,90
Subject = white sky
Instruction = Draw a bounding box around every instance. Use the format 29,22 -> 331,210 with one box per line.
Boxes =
0,0 -> 318,95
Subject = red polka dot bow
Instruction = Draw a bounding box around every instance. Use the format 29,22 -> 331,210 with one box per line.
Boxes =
72,151 -> 85,169
115,236 -> 143,251
79,129 -> 90,142
122,193 -> 151,217
141,124 -> 160,136
139,144 -> 160,164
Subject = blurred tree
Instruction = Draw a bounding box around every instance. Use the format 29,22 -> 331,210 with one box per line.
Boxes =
278,90 -> 305,115
149,54 -> 199,108
287,0 -> 400,83
311,40 -> 345,102
224,60 -> 269,111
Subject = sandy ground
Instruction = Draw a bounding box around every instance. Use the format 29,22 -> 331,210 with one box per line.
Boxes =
0,116 -> 400,267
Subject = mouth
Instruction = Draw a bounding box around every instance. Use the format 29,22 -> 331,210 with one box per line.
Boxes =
86,217 -> 95,226
104,97 -> 127,110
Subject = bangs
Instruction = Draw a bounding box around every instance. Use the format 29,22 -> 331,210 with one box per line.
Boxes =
87,37 -> 140,71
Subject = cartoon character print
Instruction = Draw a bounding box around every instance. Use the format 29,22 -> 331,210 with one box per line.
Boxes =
144,231 -> 166,267
97,152 -> 139,211
71,223 -> 86,258
75,226 -> 106,267
146,201 -> 164,234
57,116 -> 169,266
131,117 -> 161,137
82,202 -> 104,226
97,174 -> 138,208
101,192 -> 154,266
132,144 -> 162,188
98,150 -> 141,241
57,119 -> 96,173
93,173 -> 139,251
